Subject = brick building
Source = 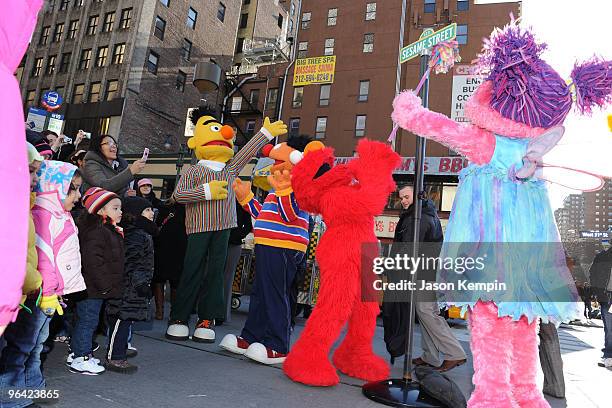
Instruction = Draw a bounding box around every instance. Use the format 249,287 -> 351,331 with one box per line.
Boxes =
20,0 -> 242,153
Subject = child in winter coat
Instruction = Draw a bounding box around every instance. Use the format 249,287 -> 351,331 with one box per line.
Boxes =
0,144 -> 48,407
105,196 -> 158,373
70,187 -> 124,375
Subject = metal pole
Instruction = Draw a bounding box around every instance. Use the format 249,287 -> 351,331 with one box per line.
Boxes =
402,49 -> 430,382
392,0 -> 408,152
277,0 -> 302,124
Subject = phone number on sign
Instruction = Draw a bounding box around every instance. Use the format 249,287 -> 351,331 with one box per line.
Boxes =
7,389 -> 59,399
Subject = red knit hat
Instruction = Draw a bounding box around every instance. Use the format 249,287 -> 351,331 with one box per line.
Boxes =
82,187 -> 119,214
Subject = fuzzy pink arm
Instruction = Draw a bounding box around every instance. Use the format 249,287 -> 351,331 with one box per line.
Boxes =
392,91 -> 495,165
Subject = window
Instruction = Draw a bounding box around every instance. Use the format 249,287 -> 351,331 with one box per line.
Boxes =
96,46 -> 108,67
218,3 -> 226,22
112,43 -> 125,64
298,41 -> 308,58
154,16 -> 166,40
187,7 -> 197,29
176,70 -> 186,92
277,14 -> 283,29
265,88 -> 278,111
457,24 -> 468,45
39,26 -> 50,45
231,96 -> 242,112
319,84 -> 331,106
324,38 -> 334,56
47,0 -> 56,11
45,55 -> 56,75
182,38 -> 192,60
292,87 -> 304,108
457,0 -> 469,12
358,80 -> 370,101
315,117 -> 327,139
87,15 -> 99,35
89,82 -> 101,103
424,0 -> 435,13
147,50 -> 159,74
59,52 -> 71,72
366,2 -> 376,20
355,115 -> 367,137
32,58 -> 43,77
327,8 -> 337,26
120,8 -> 132,29
79,49 -> 91,69
60,0 -> 69,10
26,90 -> 36,107
160,0 -> 170,6
243,0 -> 251,4
239,13 -> 248,29
245,120 -> 256,136
363,33 -> 374,53
235,37 -> 245,54
74,0 -> 84,6
301,12 -> 311,29
289,118 -> 300,136
289,19 -> 294,33
53,23 -> 64,42
105,80 -> 118,100
249,89 -> 260,107
68,20 -> 79,39
72,84 -> 85,104
103,12 -> 115,32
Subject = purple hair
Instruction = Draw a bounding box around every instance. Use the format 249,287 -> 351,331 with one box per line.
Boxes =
476,16 -> 612,129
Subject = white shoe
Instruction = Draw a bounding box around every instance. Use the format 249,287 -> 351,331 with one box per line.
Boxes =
69,356 -> 105,375
66,353 -> 100,366
165,322 -> 189,341
127,343 -> 138,352
244,342 -> 287,365
598,358 -> 612,368
219,334 -> 250,355
193,320 -> 215,343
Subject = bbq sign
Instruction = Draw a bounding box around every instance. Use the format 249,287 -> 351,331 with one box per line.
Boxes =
293,56 -> 336,86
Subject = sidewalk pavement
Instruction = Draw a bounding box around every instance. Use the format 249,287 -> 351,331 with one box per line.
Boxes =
38,300 -> 611,408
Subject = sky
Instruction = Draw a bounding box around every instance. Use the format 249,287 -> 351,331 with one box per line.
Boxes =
520,0 -> 612,209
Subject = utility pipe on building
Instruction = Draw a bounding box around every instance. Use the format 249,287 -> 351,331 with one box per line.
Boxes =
277,0 -> 302,126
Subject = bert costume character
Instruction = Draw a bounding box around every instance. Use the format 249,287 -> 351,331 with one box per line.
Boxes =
166,110 -> 286,343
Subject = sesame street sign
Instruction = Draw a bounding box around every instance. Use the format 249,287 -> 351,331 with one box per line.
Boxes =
293,56 -> 336,86
400,23 -> 457,63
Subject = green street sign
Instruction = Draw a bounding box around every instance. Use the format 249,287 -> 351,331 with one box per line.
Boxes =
400,23 -> 457,63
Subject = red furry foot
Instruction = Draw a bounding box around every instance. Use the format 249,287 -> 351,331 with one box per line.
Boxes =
283,346 -> 339,387
332,345 -> 390,382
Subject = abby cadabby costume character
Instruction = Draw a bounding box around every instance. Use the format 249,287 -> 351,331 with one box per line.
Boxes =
392,19 -> 612,408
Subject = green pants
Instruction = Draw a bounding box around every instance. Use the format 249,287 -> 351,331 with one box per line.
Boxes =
171,230 -> 230,322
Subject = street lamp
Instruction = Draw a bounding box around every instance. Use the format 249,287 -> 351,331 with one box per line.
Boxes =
193,61 -> 221,93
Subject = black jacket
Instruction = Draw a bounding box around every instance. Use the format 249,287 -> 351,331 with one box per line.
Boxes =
78,219 -> 125,299
107,216 -> 157,321
229,203 -> 253,245
153,203 -> 188,283
383,199 -> 444,361
589,247 -> 612,303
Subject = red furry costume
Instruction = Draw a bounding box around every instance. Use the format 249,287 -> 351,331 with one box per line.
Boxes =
282,139 -> 401,386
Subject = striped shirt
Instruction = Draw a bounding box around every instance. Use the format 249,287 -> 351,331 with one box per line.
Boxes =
175,130 -> 272,234
241,188 -> 310,252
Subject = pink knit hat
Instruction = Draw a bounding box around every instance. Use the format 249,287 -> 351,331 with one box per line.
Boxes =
82,187 -> 119,214
137,178 -> 153,188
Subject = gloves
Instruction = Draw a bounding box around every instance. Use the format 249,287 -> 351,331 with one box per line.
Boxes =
135,284 -> 152,299
262,117 -> 288,138
39,295 -> 64,316
232,179 -> 253,205
207,180 -> 228,200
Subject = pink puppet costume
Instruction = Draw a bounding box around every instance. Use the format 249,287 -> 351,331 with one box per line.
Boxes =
282,139 -> 400,386
0,0 -> 44,333
392,19 -> 612,408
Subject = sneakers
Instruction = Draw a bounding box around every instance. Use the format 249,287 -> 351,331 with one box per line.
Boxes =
193,320 -> 215,343
105,359 -> 138,374
69,355 -> 105,375
598,358 -> 612,368
66,353 -> 100,366
126,343 -> 138,358
219,334 -> 250,355
244,342 -> 287,365
165,320 -> 189,341
54,335 -> 70,344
